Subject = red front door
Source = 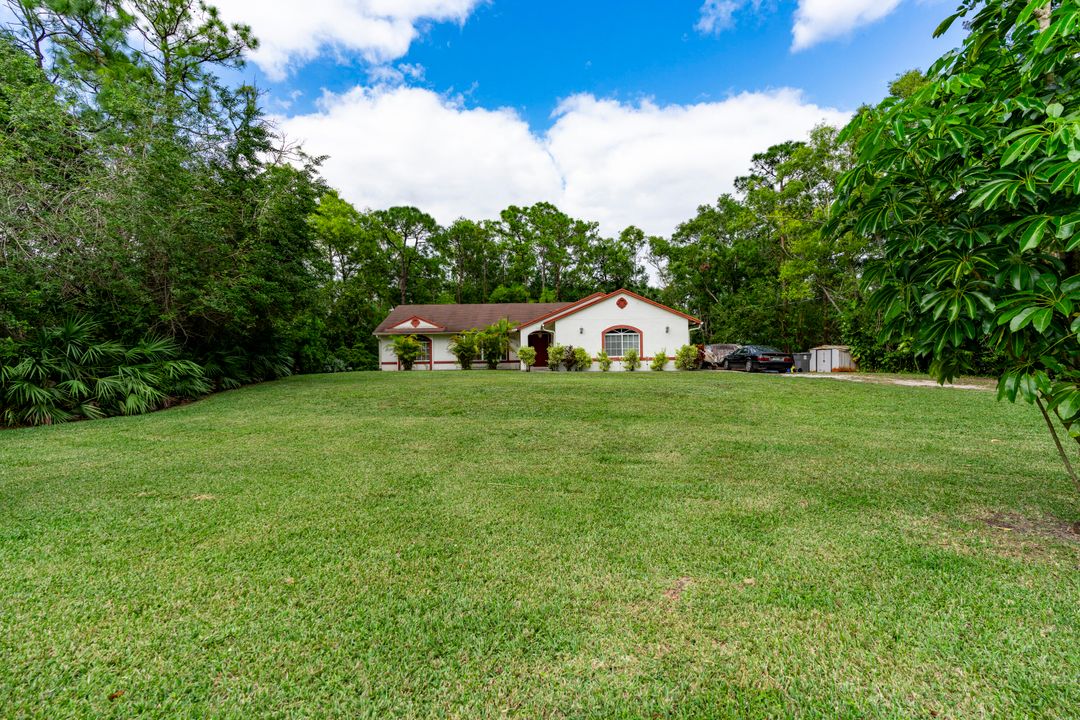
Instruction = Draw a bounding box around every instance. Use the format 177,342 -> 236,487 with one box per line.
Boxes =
529,332 -> 552,368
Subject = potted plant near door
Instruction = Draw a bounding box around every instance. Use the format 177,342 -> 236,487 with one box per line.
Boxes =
517,346 -> 537,372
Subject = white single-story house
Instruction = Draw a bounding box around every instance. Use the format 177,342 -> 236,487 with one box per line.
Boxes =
374,289 -> 701,371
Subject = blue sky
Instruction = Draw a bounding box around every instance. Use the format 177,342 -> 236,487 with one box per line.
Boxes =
249,0 -> 956,130
211,0 -> 963,236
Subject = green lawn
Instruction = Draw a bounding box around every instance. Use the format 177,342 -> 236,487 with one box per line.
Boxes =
2,372 -> 1078,719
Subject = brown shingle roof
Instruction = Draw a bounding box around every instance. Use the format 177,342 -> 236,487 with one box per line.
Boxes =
374,302 -> 573,334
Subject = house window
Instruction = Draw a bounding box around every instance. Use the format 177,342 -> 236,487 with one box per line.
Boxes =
603,327 -> 640,357
415,336 -> 432,364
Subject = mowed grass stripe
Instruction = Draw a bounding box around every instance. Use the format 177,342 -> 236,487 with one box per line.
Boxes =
1,371 -> 1078,718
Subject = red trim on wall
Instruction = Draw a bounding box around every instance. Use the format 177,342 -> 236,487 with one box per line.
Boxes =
432,360 -> 517,365
390,314 -> 446,332
434,360 -> 517,365
515,292 -> 605,330
618,289 -> 701,323
601,325 -> 644,358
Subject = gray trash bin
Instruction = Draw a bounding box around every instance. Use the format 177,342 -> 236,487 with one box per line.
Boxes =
793,353 -> 811,373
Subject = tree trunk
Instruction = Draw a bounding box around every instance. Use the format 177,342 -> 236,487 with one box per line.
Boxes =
1035,3 -> 1051,31
1037,396 -> 1080,494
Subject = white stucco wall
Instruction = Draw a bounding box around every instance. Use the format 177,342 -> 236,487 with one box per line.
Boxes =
534,292 -> 691,371
378,335 -> 520,371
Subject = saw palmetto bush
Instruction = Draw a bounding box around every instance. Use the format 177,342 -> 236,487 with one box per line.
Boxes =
0,318 -> 209,426
199,348 -> 293,391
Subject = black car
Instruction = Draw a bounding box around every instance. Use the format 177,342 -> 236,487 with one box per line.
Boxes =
721,345 -> 794,373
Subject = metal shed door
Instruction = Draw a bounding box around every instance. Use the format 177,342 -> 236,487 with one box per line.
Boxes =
817,349 -> 833,373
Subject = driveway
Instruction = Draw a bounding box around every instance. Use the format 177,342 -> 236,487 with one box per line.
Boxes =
787,373 -> 995,391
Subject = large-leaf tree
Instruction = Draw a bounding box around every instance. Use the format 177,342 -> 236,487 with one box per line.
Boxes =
834,0 -> 1080,487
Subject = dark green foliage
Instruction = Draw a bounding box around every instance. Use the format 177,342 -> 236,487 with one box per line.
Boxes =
4,12 -> 663,403
307,190 -> 391,372
833,0 -> 1080,481
839,303 -> 922,373
1,5 -> 323,425
653,126 -> 868,351
487,284 -> 531,303
0,317 -> 208,426
199,347 -> 293,391
888,69 -> 930,100
376,206 -> 442,304
433,219 -> 503,303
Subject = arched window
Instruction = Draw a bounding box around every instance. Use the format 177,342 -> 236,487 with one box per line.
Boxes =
415,335 -> 432,365
603,327 -> 640,357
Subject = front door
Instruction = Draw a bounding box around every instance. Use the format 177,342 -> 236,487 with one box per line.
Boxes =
529,332 -> 552,368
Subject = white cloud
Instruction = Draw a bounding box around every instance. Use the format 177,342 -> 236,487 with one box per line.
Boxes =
695,1 -> 742,34
367,62 -> 427,85
280,86 -> 850,238
546,91 -> 850,236
211,0 -> 482,80
695,0 -> 911,51
695,0 -> 772,35
281,86 -> 563,224
791,0 -> 904,51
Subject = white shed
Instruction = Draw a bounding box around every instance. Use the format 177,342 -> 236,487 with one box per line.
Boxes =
809,345 -> 855,373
